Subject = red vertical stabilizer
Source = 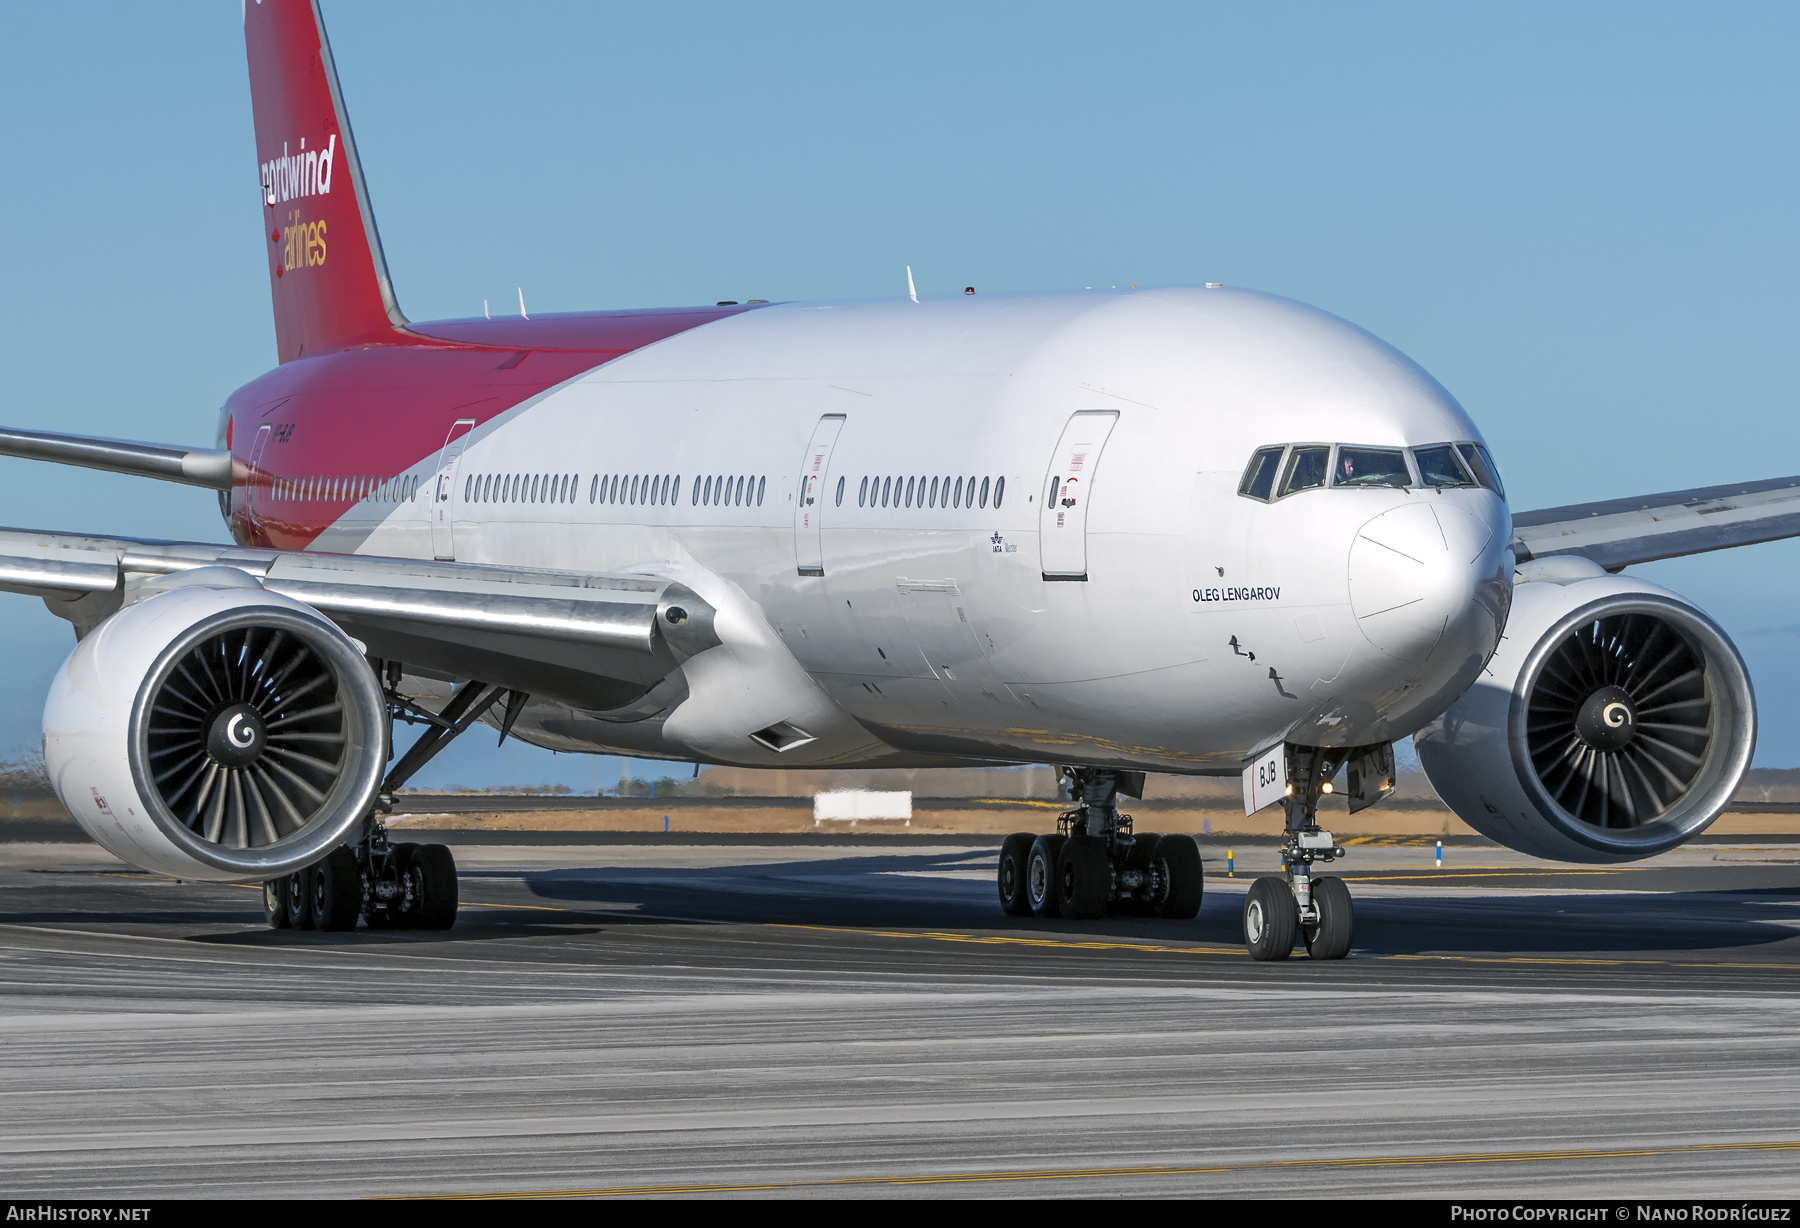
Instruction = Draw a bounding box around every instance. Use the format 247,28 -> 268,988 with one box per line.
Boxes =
245,0 -> 407,363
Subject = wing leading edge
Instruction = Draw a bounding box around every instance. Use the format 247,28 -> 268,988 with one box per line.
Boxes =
0,527 -> 719,715
1511,474 -> 1800,572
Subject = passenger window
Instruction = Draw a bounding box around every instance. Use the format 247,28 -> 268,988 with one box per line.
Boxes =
979,476 -> 990,508
903,477 -> 913,507
1457,443 -> 1505,497
1333,447 -> 1411,488
953,476 -> 963,508
1280,446 -> 1330,495
1239,447 -> 1284,500
758,476 -> 765,506
1413,445 -> 1475,488
995,476 -> 1005,507
859,476 -> 868,507
882,476 -> 892,507
929,477 -> 939,507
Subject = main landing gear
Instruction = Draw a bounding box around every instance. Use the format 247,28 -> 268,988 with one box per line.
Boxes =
264,668 -> 518,933
1244,746 -> 1354,961
997,767 -> 1204,921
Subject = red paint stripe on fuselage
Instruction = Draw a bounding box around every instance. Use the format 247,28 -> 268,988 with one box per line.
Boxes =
223,305 -> 758,549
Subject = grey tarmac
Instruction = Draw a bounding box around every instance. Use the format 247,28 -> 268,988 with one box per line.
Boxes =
0,832 -> 1797,1200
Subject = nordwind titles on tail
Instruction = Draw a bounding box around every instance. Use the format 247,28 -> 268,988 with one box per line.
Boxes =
244,0 -> 407,362
261,134 -> 336,206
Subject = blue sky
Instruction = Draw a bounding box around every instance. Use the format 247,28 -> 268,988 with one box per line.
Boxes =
1,2 -> 1797,785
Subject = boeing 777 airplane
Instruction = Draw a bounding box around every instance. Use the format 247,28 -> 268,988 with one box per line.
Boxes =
5,0 -> 1795,959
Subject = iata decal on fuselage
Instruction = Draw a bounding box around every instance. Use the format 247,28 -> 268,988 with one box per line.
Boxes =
261,134 -> 336,206
1193,585 -> 1282,603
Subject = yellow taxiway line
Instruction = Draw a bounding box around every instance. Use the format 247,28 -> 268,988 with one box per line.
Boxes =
411,1137 -> 1800,1199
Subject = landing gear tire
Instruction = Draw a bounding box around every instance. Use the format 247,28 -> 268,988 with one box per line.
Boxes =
285,869 -> 314,930
411,843 -> 459,931
1244,875 -> 1297,961
1027,834 -> 1066,919
998,833 -> 1035,917
1057,835 -> 1110,920
264,878 -> 291,929
1303,875 -> 1354,960
310,846 -> 364,932
1150,834 -> 1204,920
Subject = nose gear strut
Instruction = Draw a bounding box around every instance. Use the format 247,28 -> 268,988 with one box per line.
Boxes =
1244,745 -> 1355,961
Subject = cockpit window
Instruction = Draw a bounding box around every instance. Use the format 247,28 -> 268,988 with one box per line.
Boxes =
1413,444 -> 1476,488
1457,443 -> 1505,497
1239,447 -> 1284,500
1332,447 -> 1411,488
1280,446 -> 1330,495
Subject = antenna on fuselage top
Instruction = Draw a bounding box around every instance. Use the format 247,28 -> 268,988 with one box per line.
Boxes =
483,299 -> 490,319
906,266 -> 918,303
518,288 -> 529,320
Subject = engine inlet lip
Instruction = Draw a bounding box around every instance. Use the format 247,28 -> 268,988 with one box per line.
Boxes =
127,603 -> 386,876
1507,592 -> 1755,858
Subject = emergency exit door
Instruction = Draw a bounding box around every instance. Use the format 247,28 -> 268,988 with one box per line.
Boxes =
1038,410 -> 1118,580
793,414 -> 846,576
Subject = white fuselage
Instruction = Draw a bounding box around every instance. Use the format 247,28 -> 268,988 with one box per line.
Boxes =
334,286 -> 1513,775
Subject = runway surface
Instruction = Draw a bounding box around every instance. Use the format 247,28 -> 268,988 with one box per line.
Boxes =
1,833 -> 1798,1199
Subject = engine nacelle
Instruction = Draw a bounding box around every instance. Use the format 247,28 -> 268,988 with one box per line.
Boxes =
1416,569 -> 1755,862
43,576 -> 386,881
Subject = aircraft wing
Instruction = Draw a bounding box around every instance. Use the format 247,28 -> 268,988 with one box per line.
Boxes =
1510,474 -> 1800,572
0,526 -> 719,716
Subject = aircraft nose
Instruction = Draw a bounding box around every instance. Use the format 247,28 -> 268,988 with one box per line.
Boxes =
1348,502 -> 1504,665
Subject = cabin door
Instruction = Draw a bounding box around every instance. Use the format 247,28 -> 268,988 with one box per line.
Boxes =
430,418 -> 476,560
1038,410 -> 1118,580
793,414 -> 846,576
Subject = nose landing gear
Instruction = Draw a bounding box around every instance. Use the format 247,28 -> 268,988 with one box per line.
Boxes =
1242,746 -> 1355,961
994,767 -> 1205,921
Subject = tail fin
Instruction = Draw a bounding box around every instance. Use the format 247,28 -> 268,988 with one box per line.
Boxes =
244,0 -> 407,362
